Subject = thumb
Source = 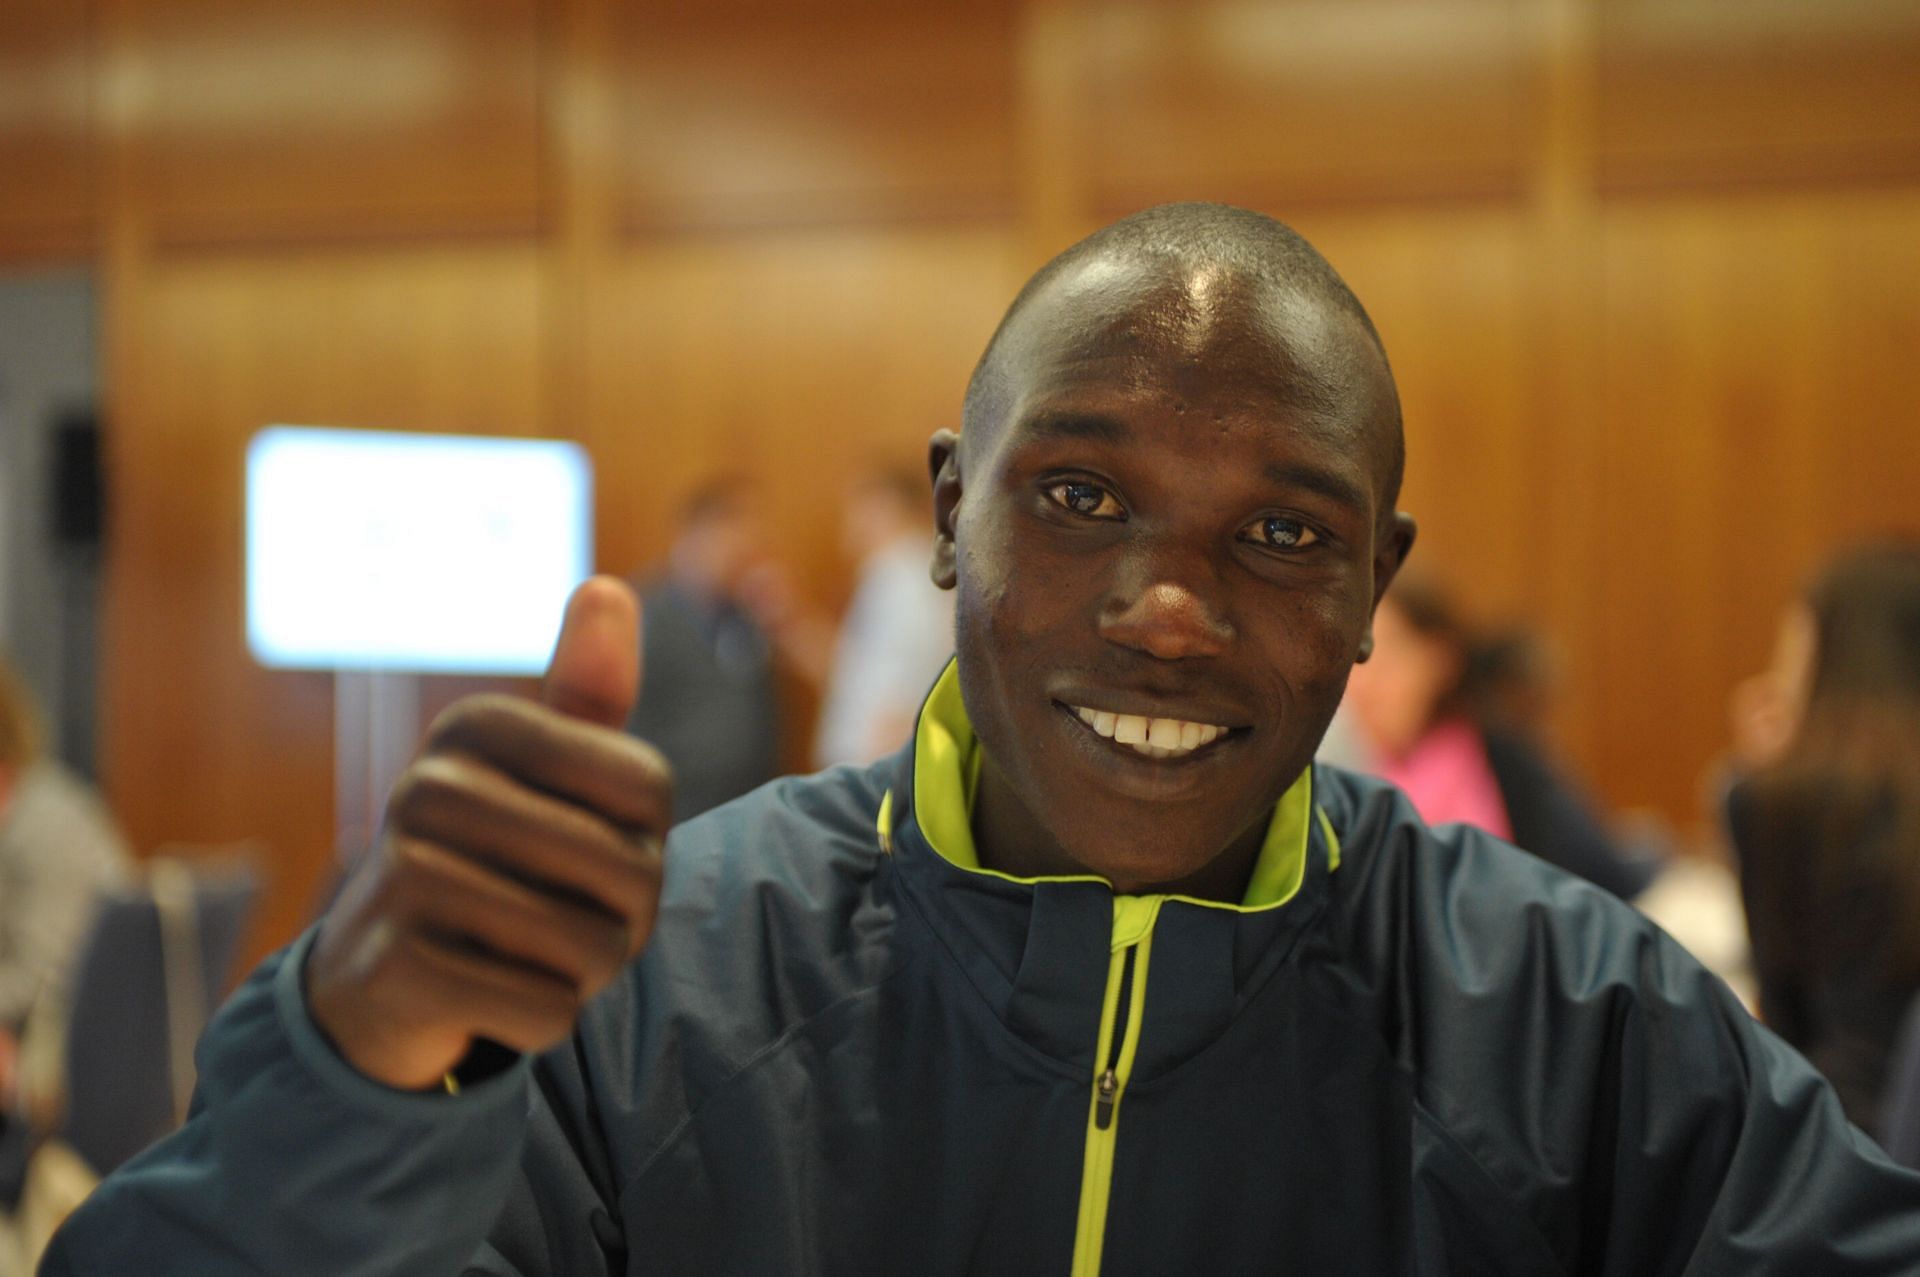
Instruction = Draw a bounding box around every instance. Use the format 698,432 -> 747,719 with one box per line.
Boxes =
542,575 -> 642,728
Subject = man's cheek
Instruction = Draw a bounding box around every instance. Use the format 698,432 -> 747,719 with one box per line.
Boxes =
1267,599 -> 1363,711
968,549 -> 1067,646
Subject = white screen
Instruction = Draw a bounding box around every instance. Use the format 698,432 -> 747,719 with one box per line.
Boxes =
246,426 -> 593,673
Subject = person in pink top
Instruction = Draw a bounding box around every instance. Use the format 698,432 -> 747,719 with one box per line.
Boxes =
1340,576 -> 1655,900
1340,577 -> 1512,838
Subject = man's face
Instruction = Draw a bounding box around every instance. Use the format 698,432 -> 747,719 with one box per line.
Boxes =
931,260 -> 1412,892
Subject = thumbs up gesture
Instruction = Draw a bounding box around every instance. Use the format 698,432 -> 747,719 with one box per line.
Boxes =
307,577 -> 672,1090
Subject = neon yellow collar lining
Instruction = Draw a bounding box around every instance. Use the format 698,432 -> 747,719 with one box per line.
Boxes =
905,661 -> 1313,912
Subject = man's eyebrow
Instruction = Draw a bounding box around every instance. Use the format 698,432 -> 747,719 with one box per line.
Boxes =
1017,411 -> 1132,445
1263,460 -> 1370,514
1012,411 -> 1371,512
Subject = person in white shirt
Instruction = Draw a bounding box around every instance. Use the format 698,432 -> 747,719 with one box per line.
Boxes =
812,468 -> 955,769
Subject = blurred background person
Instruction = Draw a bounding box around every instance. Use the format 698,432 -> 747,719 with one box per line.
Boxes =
0,657 -> 132,1121
1341,575 -> 1656,900
1467,625 -> 1662,900
625,479 -> 792,821
812,465 -> 954,769
1339,576 -> 1510,836
1726,540 -> 1920,1131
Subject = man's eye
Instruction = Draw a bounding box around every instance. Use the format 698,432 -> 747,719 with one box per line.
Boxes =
1245,516 -> 1320,550
1046,482 -> 1123,519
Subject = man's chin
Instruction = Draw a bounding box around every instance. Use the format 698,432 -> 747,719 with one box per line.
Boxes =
1051,838 -> 1233,896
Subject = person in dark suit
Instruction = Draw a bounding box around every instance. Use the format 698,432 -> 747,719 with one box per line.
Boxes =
625,479 -> 785,820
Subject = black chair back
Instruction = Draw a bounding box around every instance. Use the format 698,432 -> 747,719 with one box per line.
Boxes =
1877,990 -> 1920,1169
61,855 -> 260,1176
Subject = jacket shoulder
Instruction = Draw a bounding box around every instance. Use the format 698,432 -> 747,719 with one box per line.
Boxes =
1306,766 -> 1794,1263
578,758 -> 906,1092
1312,763 -> 1685,1009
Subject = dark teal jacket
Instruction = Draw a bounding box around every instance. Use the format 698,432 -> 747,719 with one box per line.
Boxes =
44,671 -> 1920,1274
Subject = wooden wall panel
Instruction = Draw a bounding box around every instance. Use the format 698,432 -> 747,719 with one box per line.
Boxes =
133,0 -> 545,245
1599,0 -> 1920,193
0,0 -> 92,259
1295,209 -> 1545,620
581,226 -> 1024,769
615,1 -> 1020,230
1291,207 -> 1617,781
102,245 -> 547,963
1081,0 -> 1531,214
585,226 -> 1024,589
1590,190 -> 1920,821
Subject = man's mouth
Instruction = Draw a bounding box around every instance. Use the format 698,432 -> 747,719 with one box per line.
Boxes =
1066,703 -> 1231,760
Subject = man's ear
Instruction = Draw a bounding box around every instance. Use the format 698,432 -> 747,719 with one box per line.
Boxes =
1358,511 -> 1417,663
928,429 -> 963,591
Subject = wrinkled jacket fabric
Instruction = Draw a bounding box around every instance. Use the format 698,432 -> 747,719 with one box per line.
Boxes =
45,703 -> 1920,1274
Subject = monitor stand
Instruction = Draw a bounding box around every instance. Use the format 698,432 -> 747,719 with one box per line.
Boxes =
334,669 -> 420,866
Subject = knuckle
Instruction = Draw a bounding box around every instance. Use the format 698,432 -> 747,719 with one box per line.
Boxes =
616,747 -> 675,830
543,987 -> 585,1036
631,739 -> 674,789
384,835 -> 440,886
606,855 -> 660,921
583,917 -> 631,974
427,693 -> 522,751
364,925 -> 422,986
385,771 -> 428,827
511,991 -> 578,1051
387,756 -> 473,831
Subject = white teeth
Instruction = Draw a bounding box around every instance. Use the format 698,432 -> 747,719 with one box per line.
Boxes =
1075,707 -> 1125,740
1070,704 -> 1230,759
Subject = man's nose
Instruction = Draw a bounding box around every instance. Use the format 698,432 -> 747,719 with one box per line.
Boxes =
1098,556 -> 1234,661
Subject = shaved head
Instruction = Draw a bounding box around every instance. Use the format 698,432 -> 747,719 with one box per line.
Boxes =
963,202 -> 1404,507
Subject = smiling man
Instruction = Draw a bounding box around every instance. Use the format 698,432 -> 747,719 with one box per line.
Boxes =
46,204 -> 1920,1275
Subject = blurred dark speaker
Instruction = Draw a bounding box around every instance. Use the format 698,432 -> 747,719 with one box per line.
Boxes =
50,410 -> 104,545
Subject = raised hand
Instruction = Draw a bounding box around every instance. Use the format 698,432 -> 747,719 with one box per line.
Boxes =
306,576 -> 671,1090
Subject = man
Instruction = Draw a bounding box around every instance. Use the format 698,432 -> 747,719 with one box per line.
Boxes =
46,205 -> 1920,1273
812,466 -> 955,769
625,479 -> 783,820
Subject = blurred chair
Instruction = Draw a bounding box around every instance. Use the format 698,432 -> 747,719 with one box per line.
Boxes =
58,849 -> 261,1176
1877,991 -> 1920,1169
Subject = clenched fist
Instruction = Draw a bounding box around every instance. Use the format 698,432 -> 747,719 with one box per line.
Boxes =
305,576 -> 671,1090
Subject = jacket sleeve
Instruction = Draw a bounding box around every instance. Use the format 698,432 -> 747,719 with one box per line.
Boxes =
1658,992 -> 1920,1275
1490,852 -> 1920,1274
1338,792 -> 1920,1276
1501,864 -> 1920,1273
39,929 -> 617,1277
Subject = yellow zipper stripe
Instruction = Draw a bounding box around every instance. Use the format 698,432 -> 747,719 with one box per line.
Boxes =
1069,923 -> 1156,1276
1316,804 -> 1341,872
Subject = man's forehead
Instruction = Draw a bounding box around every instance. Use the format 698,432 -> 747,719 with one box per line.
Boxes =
985,257 -> 1399,488
1002,259 -> 1377,392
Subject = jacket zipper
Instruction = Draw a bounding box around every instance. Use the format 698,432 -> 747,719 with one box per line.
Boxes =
1093,948 -> 1135,1131
1070,912 -> 1156,1277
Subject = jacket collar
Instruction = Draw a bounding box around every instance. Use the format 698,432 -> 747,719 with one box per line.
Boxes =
877,661 -> 1337,1076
